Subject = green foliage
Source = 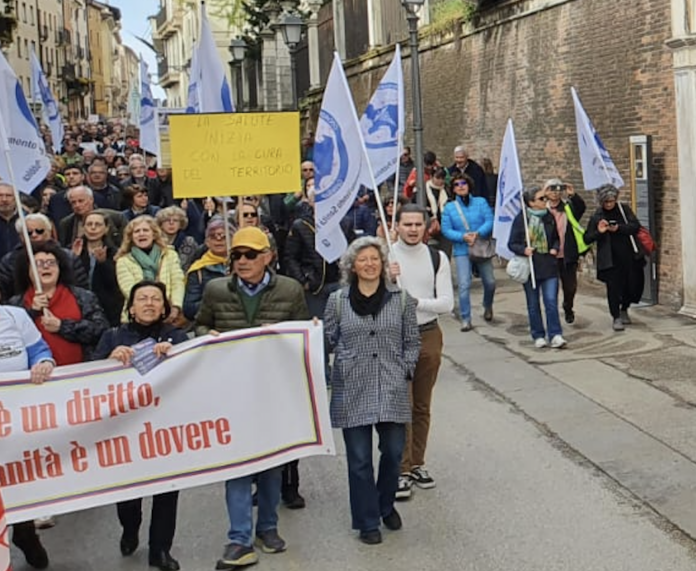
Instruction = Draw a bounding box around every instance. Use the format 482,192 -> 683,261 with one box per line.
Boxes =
429,0 -> 476,31
205,0 -> 247,28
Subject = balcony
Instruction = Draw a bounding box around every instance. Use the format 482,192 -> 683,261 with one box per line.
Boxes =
57,28 -> 71,46
39,24 -> 48,41
0,4 -> 17,50
62,64 -> 76,81
154,6 -> 167,33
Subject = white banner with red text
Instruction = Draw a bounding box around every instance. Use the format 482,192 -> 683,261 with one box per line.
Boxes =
0,488 -> 9,571
0,322 -> 333,524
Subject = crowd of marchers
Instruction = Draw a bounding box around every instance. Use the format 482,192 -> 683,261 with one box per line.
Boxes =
1,121 -> 648,570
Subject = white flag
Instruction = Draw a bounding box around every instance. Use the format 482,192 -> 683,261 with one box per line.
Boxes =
139,58 -> 158,156
0,50 -> 50,193
198,7 -> 234,113
185,43 -> 201,113
359,44 -> 404,186
571,87 -> 624,190
30,50 -> 63,154
493,119 -> 524,260
314,52 -> 367,263
127,83 -> 140,126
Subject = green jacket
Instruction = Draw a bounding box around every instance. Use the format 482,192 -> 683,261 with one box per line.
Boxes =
194,272 -> 309,334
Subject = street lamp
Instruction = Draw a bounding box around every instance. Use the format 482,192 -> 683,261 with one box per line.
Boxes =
228,37 -> 247,111
278,10 -> 305,110
402,0 -> 426,208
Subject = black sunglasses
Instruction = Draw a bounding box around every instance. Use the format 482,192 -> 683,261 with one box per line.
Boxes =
28,228 -> 46,236
242,212 -> 258,218
231,250 -> 261,261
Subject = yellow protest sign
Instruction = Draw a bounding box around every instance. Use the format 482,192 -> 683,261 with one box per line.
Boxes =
170,112 -> 302,198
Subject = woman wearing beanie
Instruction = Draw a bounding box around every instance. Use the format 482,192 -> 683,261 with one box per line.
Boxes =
584,184 -> 645,331
508,186 -> 566,349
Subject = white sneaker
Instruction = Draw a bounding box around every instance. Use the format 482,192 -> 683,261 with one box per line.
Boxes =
534,338 -> 548,349
550,335 -> 567,349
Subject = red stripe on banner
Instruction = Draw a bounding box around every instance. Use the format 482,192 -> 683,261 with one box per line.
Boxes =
0,488 -> 11,571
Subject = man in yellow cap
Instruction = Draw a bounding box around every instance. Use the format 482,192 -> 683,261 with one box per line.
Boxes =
195,226 -> 309,570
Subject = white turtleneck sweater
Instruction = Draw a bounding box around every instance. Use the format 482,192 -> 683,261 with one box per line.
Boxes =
392,240 -> 454,325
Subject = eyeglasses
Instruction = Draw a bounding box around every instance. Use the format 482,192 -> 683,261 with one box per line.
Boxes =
302,168 -> 314,172
533,196 -> 547,203
209,233 -> 226,240
36,259 -> 57,268
454,181 -> 469,187
242,212 -> 258,219
163,217 -> 179,224
231,250 -> 261,261
28,228 -> 46,236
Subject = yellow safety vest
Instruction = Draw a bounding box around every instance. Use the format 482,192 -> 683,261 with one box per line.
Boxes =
564,202 -> 590,255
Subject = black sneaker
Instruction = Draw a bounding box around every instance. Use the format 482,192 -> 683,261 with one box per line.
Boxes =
216,543 -> 258,569
255,529 -> 287,553
282,489 -> 306,510
564,309 -> 575,324
410,466 -> 436,489
483,307 -> 493,322
383,508 -> 402,531
359,529 -> 382,545
395,474 -> 413,500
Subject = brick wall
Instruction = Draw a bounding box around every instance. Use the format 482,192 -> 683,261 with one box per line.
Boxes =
304,0 -> 680,306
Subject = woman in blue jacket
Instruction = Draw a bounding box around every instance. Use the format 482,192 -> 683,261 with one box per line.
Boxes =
441,173 -> 496,331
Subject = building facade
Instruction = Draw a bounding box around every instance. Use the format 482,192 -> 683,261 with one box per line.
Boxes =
151,0 -> 242,108
298,0 -> 696,310
86,0 -> 122,118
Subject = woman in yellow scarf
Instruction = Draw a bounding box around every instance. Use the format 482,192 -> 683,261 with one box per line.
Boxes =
182,217 -> 230,321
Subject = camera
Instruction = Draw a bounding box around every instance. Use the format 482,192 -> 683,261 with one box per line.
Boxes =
549,184 -> 566,192
608,220 -> 618,226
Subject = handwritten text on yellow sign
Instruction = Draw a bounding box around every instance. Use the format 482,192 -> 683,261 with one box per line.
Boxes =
170,112 -> 301,198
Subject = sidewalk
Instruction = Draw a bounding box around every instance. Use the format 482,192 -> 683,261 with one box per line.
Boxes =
442,269 -> 696,540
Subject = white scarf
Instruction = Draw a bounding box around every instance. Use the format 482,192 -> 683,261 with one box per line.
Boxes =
425,182 -> 449,218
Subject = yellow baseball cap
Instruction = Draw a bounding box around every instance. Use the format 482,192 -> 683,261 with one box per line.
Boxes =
231,227 -> 271,251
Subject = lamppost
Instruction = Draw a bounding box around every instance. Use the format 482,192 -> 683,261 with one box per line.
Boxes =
278,10 -> 305,110
402,0 -> 426,208
228,37 -> 247,111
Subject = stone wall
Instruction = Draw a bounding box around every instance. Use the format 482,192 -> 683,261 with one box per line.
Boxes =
303,0 -> 680,306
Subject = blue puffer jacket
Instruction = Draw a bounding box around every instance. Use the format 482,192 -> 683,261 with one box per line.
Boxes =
441,196 -> 494,257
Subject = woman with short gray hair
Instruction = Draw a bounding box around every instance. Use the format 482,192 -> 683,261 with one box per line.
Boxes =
156,206 -> 198,271
324,236 -> 421,545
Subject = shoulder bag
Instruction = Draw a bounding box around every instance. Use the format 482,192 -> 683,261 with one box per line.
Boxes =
453,200 -> 496,263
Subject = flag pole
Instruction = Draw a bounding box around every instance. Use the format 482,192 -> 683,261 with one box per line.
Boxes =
390,137 -> 402,231
520,193 -> 536,290
0,115 -> 43,294
222,199 -> 231,254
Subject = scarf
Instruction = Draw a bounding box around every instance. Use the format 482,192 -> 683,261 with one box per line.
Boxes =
548,202 -> 568,258
526,208 -> 549,254
129,319 -> 167,342
187,249 -> 228,276
425,182 -> 449,219
130,244 -> 162,281
24,285 -> 83,366
349,278 -> 386,317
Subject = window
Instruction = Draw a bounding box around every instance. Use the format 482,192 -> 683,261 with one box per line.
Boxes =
24,39 -> 29,60
30,6 -> 34,25
17,39 -> 21,59
31,41 -> 36,57
21,3 -> 27,23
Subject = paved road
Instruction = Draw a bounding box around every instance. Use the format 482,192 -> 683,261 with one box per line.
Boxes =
10,357 -> 696,570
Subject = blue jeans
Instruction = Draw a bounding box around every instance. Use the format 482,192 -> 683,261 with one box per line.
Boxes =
455,256 -> 496,322
342,423 -> 405,533
523,277 -> 562,340
225,467 -> 282,546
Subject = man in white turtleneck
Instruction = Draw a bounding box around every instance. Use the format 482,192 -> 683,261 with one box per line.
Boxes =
389,204 -> 454,500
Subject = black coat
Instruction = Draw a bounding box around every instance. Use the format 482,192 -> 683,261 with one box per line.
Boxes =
284,203 -> 343,293
508,210 -> 560,282
93,322 -> 188,361
9,286 -> 109,361
584,202 -> 643,277
549,194 -> 586,266
77,245 -> 124,327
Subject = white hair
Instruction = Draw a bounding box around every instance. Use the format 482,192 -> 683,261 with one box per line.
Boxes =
15,213 -> 52,233
453,145 -> 467,155
67,185 -> 93,200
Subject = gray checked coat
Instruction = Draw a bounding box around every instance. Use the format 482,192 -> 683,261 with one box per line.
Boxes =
324,286 -> 421,429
